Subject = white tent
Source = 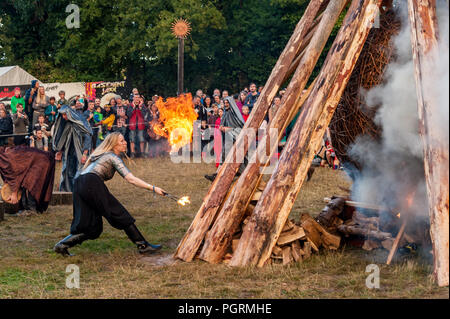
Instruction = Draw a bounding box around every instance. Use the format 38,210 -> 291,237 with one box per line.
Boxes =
0,65 -> 40,86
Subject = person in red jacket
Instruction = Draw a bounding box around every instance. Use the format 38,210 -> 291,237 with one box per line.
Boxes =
126,95 -> 148,158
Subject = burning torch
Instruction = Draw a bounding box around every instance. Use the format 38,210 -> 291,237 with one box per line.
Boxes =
162,191 -> 191,206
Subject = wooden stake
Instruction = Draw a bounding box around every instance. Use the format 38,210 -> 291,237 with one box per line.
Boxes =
386,219 -> 407,265
174,0 -> 326,262
199,0 -> 348,264
231,0 -> 383,268
408,0 -> 449,286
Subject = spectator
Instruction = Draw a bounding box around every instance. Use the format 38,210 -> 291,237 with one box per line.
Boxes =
241,105 -> 250,122
236,91 -> 247,114
94,98 -> 102,110
115,98 -> 128,137
84,100 -> 96,150
258,86 -> 264,93
12,103 -> 29,146
45,97 -> 58,125
222,90 -> 229,99
109,98 -> 117,110
203,96 -> 213,112
129,88 -> 139,102
102,104 -> 116,137
207,104 -> 219,128
32,86 -> 49,126
0,107 -> 13,146
196,90 -> 204,104
279,89 -> 286,98
57,90 -> 67,109
25,80 -> 39,125
213,108 -> 224,168
213,88 -> 221,97
10,87 -> 25,114
147,103 -> 163,158
30,129 -> 48,152
94,105 -> 104,143
194,95 -> 207,122
269,96 -> 282,123
33,114 -> 51,143
127,95 -> 148,157
244,83 -> 260,112
212,95 -> 221,108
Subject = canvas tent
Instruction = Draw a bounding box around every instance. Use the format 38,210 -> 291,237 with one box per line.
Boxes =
0,65 -> 40,87
0,66 -> 41,104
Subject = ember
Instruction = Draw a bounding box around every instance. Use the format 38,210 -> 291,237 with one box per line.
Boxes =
177,196 -> 191,206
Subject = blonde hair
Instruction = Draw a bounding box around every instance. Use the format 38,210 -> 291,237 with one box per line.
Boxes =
35,86 -> 46,104
83,132 -> 128,169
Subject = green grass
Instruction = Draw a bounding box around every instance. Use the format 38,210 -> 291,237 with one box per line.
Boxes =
0,158 -> 448,299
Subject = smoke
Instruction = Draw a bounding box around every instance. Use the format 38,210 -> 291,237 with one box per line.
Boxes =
347,1 -> 449,220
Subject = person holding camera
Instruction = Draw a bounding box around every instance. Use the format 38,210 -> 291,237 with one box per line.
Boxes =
12,103 -> 29,146
30,129 -> 49,152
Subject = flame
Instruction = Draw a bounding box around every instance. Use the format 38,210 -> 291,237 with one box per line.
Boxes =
177,196 -> 191,206
154,93 -> 198,152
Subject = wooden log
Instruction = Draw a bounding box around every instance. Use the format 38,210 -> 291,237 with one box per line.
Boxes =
282,219 -> 296,233
303,242 -> 312,260
337,224 -> 393,241
362,239 -> 381,251
231,0 -> 383,268
272,245 -> 282,257
174,0 -> 326,262
317,197 -> 346,230
408,0 -> 449,287
202,0 -> 349,266
277,226 -> 306,246
291,240 -> 303,262
282,246 -> 293,265
301,213 -> 341,250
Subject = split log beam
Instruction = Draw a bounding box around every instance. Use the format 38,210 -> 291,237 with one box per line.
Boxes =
408,0 -> 449,287
174,0 -> 326,262
231,0 -> 383,268
199,0 -> 348,264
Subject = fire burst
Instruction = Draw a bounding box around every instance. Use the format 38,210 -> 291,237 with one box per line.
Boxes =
153,93 -> 198,152
178,196 -> 191,206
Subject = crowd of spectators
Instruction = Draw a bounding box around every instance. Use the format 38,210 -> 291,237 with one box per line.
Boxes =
0,80 -> 339,169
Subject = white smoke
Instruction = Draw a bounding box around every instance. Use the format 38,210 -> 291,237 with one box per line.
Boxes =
347,1 -> 449,219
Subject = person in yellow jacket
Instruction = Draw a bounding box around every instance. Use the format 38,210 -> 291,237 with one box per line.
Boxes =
102,104 -> 116,138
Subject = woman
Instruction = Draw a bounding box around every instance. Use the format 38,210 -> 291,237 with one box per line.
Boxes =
54,132 -> 166,256
236,91 -> 247,114
32,86 -> 49,127
213,108 -> 224,168
0,108 -> 13,146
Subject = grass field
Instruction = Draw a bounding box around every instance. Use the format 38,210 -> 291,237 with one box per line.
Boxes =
0,157 -> 448,299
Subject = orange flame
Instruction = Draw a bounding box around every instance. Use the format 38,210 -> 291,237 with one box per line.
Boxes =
154,93 -> 198,152
177,196 -> 191,206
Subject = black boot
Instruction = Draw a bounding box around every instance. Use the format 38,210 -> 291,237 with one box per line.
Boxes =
124,224 -> 162,254
54,234 -> 88,257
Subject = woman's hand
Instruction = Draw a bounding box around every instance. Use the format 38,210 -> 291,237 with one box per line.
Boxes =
152,186 -> 166,196
55,152 -> 62,161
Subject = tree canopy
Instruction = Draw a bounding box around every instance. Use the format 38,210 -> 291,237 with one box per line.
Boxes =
0,0 -> 336,97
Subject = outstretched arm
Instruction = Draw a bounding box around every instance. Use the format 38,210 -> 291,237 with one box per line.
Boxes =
124,173 -> 166,196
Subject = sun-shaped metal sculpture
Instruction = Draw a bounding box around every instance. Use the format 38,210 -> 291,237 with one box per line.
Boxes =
171,18 -> 191,39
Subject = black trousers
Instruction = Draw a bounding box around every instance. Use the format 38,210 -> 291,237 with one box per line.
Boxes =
70,173 -> 136,239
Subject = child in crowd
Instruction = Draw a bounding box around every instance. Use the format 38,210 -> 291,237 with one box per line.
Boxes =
102,104 -> 116,137
10,87 -> 25,114
241,105 -> 250,122
12,103 -> 29,145
57,91 -> 67,109
45,97 -> 58,125
94,106 -> 104,141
